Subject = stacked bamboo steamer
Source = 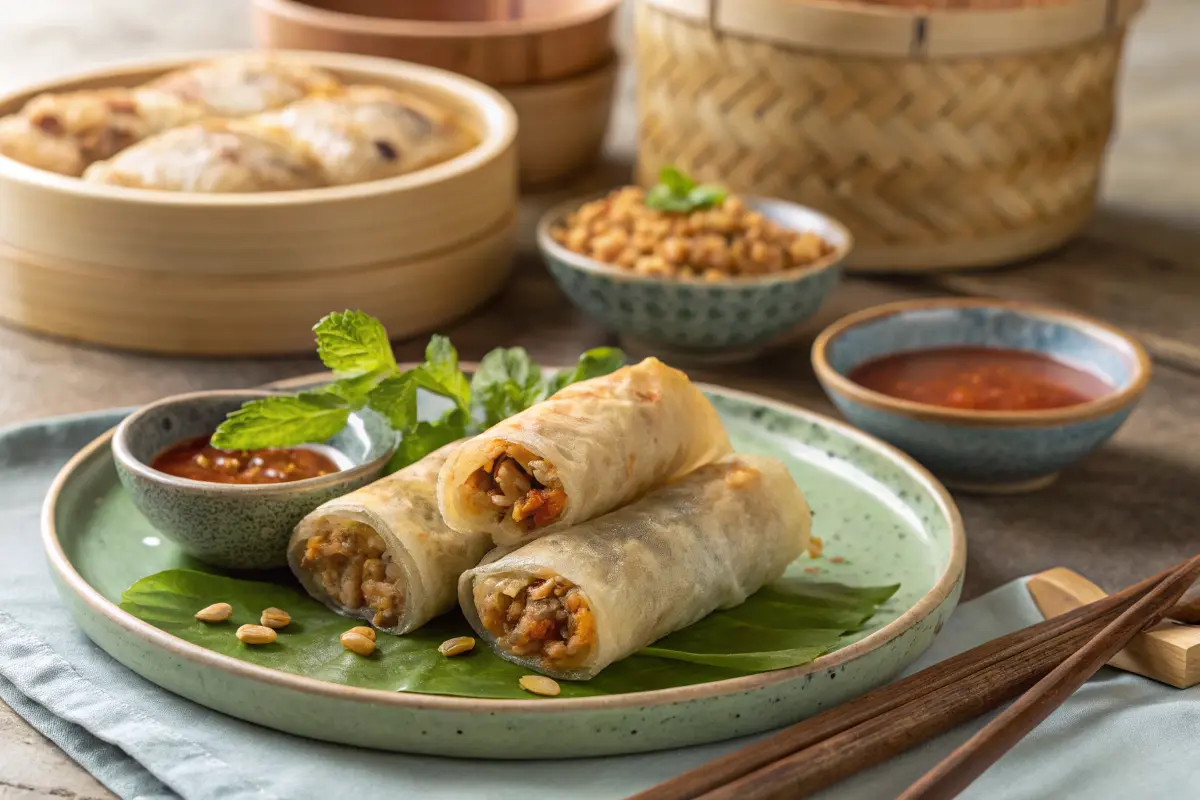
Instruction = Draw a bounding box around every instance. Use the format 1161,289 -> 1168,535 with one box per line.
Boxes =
254,0 -> 621,186
635,0 -> 1144,272
0,52 -> 519,356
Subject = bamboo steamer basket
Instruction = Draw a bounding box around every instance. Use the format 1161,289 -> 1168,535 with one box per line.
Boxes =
635,0 -> 1144,272
501,57 -> 616,186
252,0 -> 619,186
0,51 -> 517,275
0,51 -> 520,355
252,0 -> 619,87
0,213 -> 516,356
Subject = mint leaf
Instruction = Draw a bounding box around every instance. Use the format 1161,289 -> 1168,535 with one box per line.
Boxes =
471,347 -> 543,428
314,368 -> 391,409
366,374 -> 419,430
313,310 -> 397,376
414,335 -> 471,412
645,184 -> 693,212
687,184 -> 727,209
385,408 -> 469,473
659,166 -> 694,196
547,347 -> 626,395
210,394 -> 350,450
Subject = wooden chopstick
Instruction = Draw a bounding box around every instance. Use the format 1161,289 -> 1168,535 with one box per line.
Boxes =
694,606 -> 1128,800
897,554 -> 1200,800
633,563 -> 1177,800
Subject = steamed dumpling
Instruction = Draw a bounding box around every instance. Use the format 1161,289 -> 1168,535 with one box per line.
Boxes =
148,56 -> 342,117
254,85 -> 473,184
82,121 -> 324,193
0,88 -> 207,175
0,115 -> 85,176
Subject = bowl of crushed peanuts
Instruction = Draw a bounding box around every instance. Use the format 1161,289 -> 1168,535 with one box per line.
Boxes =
538,167 -> 851,363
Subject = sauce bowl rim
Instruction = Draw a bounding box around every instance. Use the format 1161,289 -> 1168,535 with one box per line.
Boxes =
111,389 -> 395,494
811,297 -> 1152,428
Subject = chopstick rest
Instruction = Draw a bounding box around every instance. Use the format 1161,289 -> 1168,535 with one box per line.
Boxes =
1028,567 -> 1200,689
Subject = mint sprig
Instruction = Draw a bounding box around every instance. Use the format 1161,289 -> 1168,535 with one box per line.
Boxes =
210,310 -> 626,473
644,166 -> 728,213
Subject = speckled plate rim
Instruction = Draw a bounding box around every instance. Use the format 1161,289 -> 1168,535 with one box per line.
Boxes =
812,297 -> 1153,428
536,192 -> 854,287
42,370 -> 965,715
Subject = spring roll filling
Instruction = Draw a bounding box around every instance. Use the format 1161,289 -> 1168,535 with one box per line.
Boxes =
463,442 -> 567,531
475,575 -> 596,667
298,518 -> 406,628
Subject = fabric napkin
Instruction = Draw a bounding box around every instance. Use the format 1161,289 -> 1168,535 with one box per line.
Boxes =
2,411 -> 1199,800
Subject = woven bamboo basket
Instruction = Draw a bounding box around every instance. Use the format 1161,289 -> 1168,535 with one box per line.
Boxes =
635,0 -> 1144,272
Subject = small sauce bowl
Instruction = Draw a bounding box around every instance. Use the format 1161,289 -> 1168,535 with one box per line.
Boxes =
812,299 -> 1151,494
112,390 -> 397,569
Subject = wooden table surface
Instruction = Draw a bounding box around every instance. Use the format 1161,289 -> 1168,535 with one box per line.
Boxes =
2,1 -> 1198,797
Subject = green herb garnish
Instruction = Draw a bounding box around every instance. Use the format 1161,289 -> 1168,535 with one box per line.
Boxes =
644,166 -> 728,213
210,311 -> 625,473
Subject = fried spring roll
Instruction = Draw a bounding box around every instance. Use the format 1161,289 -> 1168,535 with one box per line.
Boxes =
289,442 -> 492,634
437,357 -> 733,546
458,454 -> 811,680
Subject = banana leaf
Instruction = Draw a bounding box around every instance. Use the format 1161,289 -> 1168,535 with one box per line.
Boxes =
121,569 -> 898,699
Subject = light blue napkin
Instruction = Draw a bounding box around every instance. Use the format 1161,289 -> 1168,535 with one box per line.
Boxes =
2,412 -> 1198,800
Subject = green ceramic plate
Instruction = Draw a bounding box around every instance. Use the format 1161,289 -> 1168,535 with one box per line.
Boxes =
43,374 -> 965,759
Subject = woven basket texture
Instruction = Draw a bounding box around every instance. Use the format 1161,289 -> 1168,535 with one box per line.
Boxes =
634,0 -> 1128,270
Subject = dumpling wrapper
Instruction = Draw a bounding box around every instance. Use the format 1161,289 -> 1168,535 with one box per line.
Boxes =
147,55 -> 341,117
82,120 -> 325,192
254,85 -> 474,184
458,454 -> 812,680
437,357 -> 733,546
0,87 -> 208,175
289,442 -> 493,635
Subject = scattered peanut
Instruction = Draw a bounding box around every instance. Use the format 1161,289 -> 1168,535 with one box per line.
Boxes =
259,607 -> 291,629
194,602 -> 232,623
235,624 -> 277,645
340,630 -> 376,656
518,675 -> 561,697
348,626 -> 377,642
437,637 -> 476,657
259,606 -> 291,633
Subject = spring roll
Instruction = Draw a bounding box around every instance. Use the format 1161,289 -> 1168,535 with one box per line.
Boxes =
289,441 -> 492,634
458,454 -> 811,680
437,357 -> 732,546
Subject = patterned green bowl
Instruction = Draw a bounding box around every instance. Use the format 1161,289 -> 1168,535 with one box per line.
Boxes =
112,390 -> 397,570
537,194 -> 852,365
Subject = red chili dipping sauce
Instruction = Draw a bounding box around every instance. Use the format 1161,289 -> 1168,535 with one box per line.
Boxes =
151,436 -> 340,485
846,347 -> 1113,412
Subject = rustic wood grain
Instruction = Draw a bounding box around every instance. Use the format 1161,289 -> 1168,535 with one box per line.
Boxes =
0,0 -> 1198,796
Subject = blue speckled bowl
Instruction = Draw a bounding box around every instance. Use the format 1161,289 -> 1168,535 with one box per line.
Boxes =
537,194 -> 851,365
812,299 -> 1152,493
112,390 -> 397,569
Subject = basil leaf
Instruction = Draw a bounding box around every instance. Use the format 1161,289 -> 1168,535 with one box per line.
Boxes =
121,569 -> 898,698
645,184 -> 694,213
366,374 -> 419,431
659,165 -> 695,196
686,184 -> 728,210
415,335 -> 471,412
471,347 -> 543,428
385,408 -> 469,473
547,347 -> 627,395
312,310 -> 398,376
210,394 -> 350,450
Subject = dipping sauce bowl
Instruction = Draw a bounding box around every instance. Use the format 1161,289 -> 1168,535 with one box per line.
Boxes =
112,390 -> 397,569
812,298 -> 1151,493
